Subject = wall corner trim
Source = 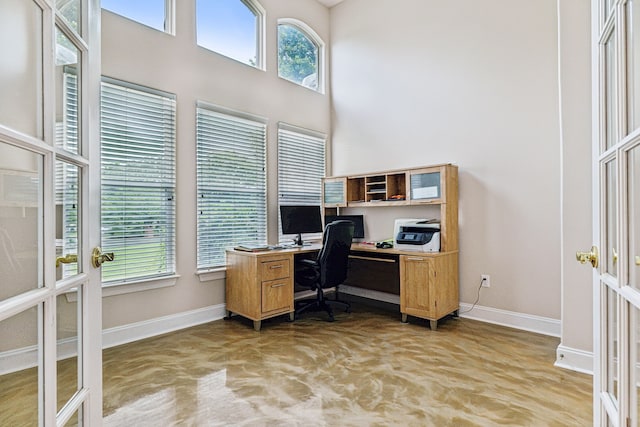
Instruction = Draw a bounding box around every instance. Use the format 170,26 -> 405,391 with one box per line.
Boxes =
555,344 -> 593,375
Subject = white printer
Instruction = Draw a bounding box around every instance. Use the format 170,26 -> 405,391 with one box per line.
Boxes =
394,219 -> 440,252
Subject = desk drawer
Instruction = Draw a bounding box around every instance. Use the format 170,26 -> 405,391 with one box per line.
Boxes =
260,258 -> 290,281
261,278 -> 293,314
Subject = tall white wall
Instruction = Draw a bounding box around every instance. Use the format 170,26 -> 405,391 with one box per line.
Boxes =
330,0 -> 563,320
100,0 -> 331,329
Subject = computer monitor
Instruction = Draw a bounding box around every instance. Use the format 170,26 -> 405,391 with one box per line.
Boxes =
324,214 -> 365,239
279,205 -> 324,246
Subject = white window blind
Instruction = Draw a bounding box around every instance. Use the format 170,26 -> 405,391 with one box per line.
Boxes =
196,106 -> 267,269
100,79 -> 176,284
277,124 -> 326,242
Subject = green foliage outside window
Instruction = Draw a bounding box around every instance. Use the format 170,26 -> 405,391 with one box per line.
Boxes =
278,24 -> 318,90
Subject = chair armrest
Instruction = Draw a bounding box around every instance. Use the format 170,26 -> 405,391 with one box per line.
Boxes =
297,259 -> 318,268
295,258 -> 320,287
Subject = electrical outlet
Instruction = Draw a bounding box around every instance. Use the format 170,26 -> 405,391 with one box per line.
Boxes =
481,274 -> 491,288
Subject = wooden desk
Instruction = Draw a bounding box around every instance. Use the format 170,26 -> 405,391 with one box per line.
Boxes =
225,243 -> 458,331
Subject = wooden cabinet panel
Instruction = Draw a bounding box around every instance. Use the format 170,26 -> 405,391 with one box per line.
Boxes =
399,252 -> 459,329
226,252 -> 260,319
259,258 -> 290,281
261,278 -> 293,314
400,255 -> 432,314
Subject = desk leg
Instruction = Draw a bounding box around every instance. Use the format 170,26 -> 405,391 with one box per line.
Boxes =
429,320 -> 438,330
289,312 -> 295,321
401,313 -> 408,323
253,320 -> 261,332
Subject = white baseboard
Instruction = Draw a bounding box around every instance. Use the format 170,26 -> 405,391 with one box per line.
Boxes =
555,344 -> 594,375
102,304 -> 226,349
0,345 -> 38,376
458,302 -> 561,337
0,304 -> 227,376
342,289 -> 561,338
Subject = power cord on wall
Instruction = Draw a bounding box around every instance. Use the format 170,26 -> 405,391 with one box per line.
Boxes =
459,277 -> 486,314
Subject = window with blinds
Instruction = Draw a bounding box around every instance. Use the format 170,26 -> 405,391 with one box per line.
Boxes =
277,124 -> 326,243
100,79 -> 176,284
196,105 -> 267,269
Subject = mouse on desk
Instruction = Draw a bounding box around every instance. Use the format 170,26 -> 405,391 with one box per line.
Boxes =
376,241 -> 393,249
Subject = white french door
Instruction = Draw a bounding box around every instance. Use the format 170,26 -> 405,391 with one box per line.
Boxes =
0,0 -> 102,425
591,0 -> 640,425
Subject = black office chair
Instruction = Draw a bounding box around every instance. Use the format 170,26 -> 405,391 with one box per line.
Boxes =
294,220 -> 354,321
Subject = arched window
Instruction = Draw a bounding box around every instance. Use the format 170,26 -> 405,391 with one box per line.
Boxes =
196,0 -> 265,68
277,19 -> 324,92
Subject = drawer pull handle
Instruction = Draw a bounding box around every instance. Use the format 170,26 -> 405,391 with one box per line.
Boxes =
406,257 -> 426,261
348,255 -> 396,263
271,283 -> 286,288
269,265 -> 283,269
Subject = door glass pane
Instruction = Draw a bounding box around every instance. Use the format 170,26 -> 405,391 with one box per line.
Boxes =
56,161 -> 79,279
0,0 -> 43,138
323,181 -> 344,205
606,286 -> 619,404
57,290 -> 80,413
67,408 -> 81,427
0,306 -> 40,426
55,27 -> 81,155
0,143 -> 43,301
630,145 -> 640,291
631,303 -> 640,424
57,0 -> 81,32
605,31 -> 617,150
605,0 -> 613,21
627,1 -> 640,133
606,160 -> 618,277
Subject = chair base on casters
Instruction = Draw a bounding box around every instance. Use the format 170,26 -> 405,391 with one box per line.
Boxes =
295,288 -> 351,322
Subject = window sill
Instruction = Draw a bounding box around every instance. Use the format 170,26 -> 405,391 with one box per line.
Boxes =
196,268 -> 226,282
64,275 -> 180,302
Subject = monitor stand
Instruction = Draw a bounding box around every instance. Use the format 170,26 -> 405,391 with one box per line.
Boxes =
294,233 -> 303,246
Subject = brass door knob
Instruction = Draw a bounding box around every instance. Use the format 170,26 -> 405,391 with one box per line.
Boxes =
636,255 -> 640,266
576,246 -> 599,268
92,247 -> 115,268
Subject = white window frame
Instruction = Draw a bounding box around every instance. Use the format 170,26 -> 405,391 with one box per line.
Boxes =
100,78 -> 177,288
277,18 -> 325,93
196,102 -> 267,271
195,0 -> 266,69
277,122 -> 326,244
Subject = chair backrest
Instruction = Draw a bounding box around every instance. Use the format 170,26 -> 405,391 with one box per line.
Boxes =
317,220 -> 354,288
